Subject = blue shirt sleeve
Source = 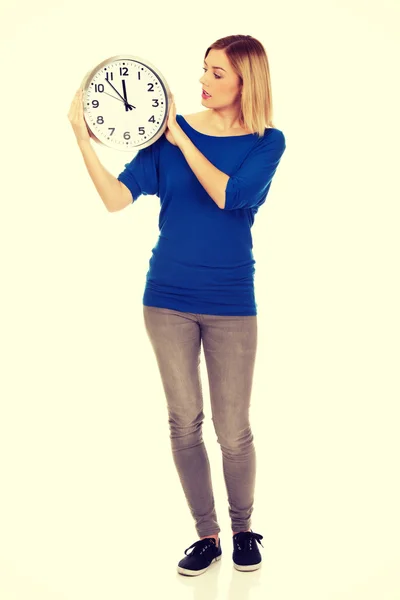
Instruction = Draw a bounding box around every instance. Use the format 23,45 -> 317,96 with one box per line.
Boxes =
117,136 -> 162,203
224,129 -> 286,210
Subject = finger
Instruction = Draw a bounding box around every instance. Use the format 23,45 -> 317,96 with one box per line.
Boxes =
68,89 -> 79,113
77,89 -> 84,115
72,89 -> 83,120
68,89 -> 81,120
72,91 -> 80,119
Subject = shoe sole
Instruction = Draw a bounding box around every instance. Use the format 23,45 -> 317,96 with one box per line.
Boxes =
233,560 -> 262,571
177,554 -> 221,576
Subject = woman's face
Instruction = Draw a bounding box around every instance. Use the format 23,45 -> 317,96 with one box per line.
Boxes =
199,49 -> 242,107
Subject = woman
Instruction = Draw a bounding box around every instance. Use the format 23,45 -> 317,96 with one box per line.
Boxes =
68,34 -> 286,577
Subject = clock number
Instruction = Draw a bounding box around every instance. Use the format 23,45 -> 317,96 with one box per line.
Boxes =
152,99 -> 159,107
147,83 -> 154,92
108,128 -> 115,136
120,67 -> 129,76
123,132 -> 131,140
92,100 -> 99,108
105,72 -> 113,81
97,116 -> 104,124
138,127 -> 145,135
149,115 -> 155,123
95,84 -> 104,93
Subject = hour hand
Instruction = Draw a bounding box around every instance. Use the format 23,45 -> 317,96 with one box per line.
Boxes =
122,79 -> 131,112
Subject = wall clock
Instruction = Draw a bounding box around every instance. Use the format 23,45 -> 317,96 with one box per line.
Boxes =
80,54 -> 172,152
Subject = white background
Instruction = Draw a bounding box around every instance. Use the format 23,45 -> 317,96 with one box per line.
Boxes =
1,0 -> 399,599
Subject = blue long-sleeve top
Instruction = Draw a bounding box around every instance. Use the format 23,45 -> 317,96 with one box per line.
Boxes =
117,114 -> 286,316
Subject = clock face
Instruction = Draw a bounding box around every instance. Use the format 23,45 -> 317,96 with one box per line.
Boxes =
82,55 -> 170,151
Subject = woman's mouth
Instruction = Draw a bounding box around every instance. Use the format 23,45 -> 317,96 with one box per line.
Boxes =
202,89 -> 212,99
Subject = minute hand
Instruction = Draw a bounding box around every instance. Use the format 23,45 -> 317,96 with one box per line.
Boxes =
105,79 -> 135,110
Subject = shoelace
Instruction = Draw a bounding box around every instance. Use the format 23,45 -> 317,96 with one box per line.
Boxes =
233,530 -> 264,551
184,538 -> 218,556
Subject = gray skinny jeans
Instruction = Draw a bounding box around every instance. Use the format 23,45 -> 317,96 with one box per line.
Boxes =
143,305 -> 257,538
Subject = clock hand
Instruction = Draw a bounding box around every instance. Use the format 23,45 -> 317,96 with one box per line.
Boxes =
102,91 -> 129,103
105,79 -> 135,110
122,79 -> 130,112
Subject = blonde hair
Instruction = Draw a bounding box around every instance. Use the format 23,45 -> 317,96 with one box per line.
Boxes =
204,34 -> 276,137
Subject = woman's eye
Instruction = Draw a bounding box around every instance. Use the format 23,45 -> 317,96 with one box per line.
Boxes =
202,68 -> 221,79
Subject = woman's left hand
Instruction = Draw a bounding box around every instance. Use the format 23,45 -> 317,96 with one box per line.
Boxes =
165,93 -> 183,147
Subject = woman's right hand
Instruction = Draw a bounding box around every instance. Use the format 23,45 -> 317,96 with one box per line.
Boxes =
67,88 -> 92,143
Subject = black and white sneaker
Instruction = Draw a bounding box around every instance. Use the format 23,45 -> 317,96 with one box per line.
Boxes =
232,530 -> 264,571
177,537 -> 222,576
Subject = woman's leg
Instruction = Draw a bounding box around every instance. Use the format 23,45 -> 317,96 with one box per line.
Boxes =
142,305 -> 221,539
200,313 -> 258,535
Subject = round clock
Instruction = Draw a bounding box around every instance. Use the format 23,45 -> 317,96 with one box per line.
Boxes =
80,54 -> 172,152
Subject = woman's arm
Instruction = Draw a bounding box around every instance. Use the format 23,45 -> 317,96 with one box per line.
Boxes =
78,139 -> 132,211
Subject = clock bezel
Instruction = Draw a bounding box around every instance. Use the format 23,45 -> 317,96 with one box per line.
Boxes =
80,54 -> 172,152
